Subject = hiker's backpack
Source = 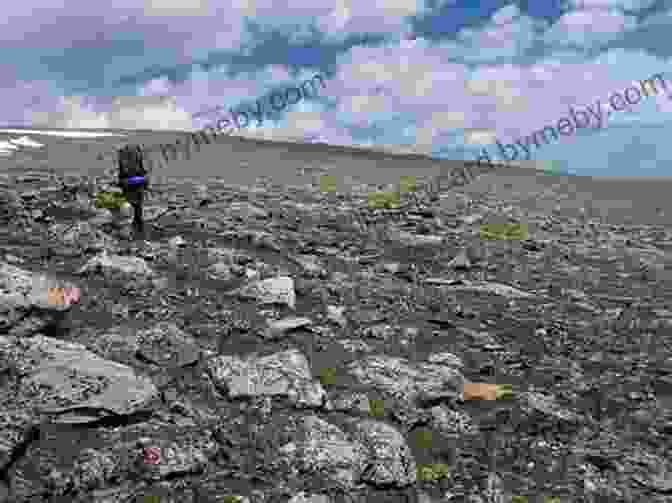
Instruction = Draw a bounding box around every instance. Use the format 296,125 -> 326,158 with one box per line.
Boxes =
118,145 -> 147,185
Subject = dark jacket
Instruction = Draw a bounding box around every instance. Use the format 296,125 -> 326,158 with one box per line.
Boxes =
117,145 -> 149,231
117,145 -> 149,197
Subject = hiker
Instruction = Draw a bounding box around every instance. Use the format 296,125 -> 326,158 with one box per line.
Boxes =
117,144 -> 149,235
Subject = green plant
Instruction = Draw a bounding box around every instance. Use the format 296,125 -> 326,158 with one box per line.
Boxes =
367,191 -> 401,209
368,398 -> 386,418
318,367 -> 337,387
221,496 -> 242,503
479,223 -> 528,241
543,497 -> 561,503
510,497 -> 529,503
413,428 -> 434,450
320,175 -> 337,193
94,191 -> 128,210
495,384 -> 515,400
399,176 -> 417,193
416,463 -> 450,482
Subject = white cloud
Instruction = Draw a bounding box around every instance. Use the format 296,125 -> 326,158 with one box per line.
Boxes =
565,0 -> 656,10
446,4 -> 544,62
464,129 -> 497,145
545,8 -> 637,47
138,77 -> 173,96
413,111 -> 467,148
491,3 -> 520,25
143,0 -> 211,16
466,65 -> 530,112
30,94 -> 197,131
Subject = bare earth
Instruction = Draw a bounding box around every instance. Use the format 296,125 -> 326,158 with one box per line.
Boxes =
0,129 -> 670,503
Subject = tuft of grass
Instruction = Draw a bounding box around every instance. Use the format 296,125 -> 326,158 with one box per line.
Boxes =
399,175 -> 417,193
495,384 -> 515,400
367,191 -> 401,209
320,175 -> 337,193
94,191 -> 128,210
480,223 -> 528,241
412,428 -> 434,450
221,496 -> 242,503
510,497 -> 529,503
317,367 -> 337,387
543,497 -> 561,503
368,398 -> 386,418
416,463 -> 450,482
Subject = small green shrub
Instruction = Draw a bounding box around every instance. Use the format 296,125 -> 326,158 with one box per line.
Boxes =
432,463 -> 449,480
543,497 -> 561,503
510,496 -> 529,503
320,175 -> 337,193
495,384 -> 515,400
399,176 -> 417,193
367,191 -> 401,209
368,398 -> 386,418
412,428 -> 434,450
479,223 -> 528,241
417,465 -> 434,482
221,496 -> 242,503
318,367 -> 337,387
416,463 -> 450,482
95,191 -> 128,209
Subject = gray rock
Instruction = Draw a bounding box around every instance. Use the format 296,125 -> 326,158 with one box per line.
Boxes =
77,251 -> 155,278
276,415 -> 367,489
136,437 -> 216,481
447,249 -> 472,270
429,405 -> 479,436
237,276 -> 296,309
206,348 -> 326,408
135,322 -> 200,367
423,278 -> 539,299
291,254 -> 328,278
264,316 -> 313,339
346,354 -> 464,406
345,419 -> 417,487
288,493 -> 331,503
0,334 -> 158,474
0,262 -> 78,336
48,221 -> 118,253
47,448 -> 118,496
1,334 -> 158,419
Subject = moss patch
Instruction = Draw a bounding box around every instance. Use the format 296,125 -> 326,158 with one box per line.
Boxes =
416,463 -> 450,482
368,398 -> 386,418
317,367 -> 337,387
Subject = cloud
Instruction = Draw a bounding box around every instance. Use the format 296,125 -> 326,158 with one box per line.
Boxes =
315,0 -> 432,38
545,8 -> 638,47
29,94 -> 195,131
413,111 -> 468,149
143,0 -> 211,16
238,108 -> 328,142
4,0 -> 671,180
464,129 -> 497,146
108,95 -> 195,130
441,3 -> 546,62
564,0 -> 656,10
28,96 -> 108,130
466,65 -> 530,113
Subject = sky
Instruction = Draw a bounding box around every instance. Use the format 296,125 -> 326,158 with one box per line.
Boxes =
2,0 -> 672,177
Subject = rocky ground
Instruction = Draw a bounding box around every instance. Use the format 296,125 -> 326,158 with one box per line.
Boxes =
0,160 -> 671,503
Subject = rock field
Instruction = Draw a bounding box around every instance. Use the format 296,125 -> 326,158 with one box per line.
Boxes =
0,154 -> 671,503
